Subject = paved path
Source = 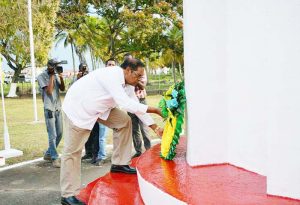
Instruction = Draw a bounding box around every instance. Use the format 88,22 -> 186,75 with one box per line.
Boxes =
0,158 -> 111,205
0,139 -> 160,205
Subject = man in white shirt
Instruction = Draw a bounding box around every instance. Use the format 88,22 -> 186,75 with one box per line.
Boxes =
60,58 -> 163,205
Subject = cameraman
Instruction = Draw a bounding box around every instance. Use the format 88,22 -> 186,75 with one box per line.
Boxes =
37,59 -> 65,168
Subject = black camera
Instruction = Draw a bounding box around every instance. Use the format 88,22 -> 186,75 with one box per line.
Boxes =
47,59 -> 67,74
55,66 -> 63,74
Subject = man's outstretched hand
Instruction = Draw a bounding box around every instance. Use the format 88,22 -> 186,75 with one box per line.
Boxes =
150,124 -> 164,138
155,108 -> 163,117
155,127 -> 164,138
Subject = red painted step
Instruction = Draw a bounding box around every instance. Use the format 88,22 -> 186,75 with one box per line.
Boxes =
77,158 -> 144,205
137,137 -> 300,205
78,137 -> 300,205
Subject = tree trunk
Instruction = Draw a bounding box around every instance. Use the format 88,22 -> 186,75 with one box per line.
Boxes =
71,42 -> 76,81
90,48 -> 96,70
11,66 -> 22,83
178,63 -> 183,80
172,61 -> 176,83
110,36 -> 115,58
7,66 -> 23,97
6,83 -> 18,98
75,46 -> 86,63
145,58 -> 150,85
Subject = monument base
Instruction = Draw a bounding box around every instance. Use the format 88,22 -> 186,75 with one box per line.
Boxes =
0,149 -> 23,159
78,138 -> 300,204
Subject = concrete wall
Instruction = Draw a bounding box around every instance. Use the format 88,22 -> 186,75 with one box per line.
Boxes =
185,0 -> 300,199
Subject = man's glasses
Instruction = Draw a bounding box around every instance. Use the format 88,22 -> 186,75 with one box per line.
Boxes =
131,71 -> 142,79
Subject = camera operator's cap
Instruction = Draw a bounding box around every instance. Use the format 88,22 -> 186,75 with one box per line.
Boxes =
47,59 -> 59,67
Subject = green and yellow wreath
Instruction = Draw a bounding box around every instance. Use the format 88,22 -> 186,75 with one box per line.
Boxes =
159,81 -> 186,160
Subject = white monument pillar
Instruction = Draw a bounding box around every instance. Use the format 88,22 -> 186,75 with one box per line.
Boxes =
263,1 -> 300,199
184,0 -> 229,166
185,0 -> 300,199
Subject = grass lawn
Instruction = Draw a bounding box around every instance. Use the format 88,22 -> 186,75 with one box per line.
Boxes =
0,94 -> 164,165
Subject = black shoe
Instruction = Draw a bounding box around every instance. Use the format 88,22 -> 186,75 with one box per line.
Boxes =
81,154 -> 92,160
90,156 -> 97,164
94,158 -> 104,166
43,154 -> 51,161
110,165 -> 137,174
61,196 -> 85,205
131,152 -> 142,159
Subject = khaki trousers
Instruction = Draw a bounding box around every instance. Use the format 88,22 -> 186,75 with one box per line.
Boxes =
60,108 -> 132,197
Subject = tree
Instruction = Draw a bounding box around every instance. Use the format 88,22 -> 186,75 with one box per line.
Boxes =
56,0 -> 183,69
55,31 -> 79,80
89,0 -> 182,60
160,26 -> 184,81
0,0 -> 60,83
59,0 -> 183,59
56,0 -> 90,75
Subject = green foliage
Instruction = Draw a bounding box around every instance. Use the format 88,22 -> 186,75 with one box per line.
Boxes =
159,98 -> 169,118
1,0 -> 184,80
56,0 -> 183,63
0,0 -> 59,82
56,0 -> 90,61
159,81 -> 185,118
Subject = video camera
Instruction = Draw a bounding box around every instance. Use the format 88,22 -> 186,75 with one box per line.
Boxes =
47,59 -> 68,74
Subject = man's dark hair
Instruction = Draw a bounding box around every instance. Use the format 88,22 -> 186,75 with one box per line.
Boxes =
105,58 -> 116,66
120,58 -> 145,71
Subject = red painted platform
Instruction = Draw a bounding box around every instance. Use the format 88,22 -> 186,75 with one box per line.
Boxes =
78,137 -> 300,205
137,138 -> 300,205
77,158 -> 144,205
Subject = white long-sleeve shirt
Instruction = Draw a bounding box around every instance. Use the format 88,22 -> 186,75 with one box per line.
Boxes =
62,66 -> 154,130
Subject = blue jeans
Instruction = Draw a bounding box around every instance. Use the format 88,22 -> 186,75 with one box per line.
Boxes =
44,109 -> 63,160
97,123 -> 107,160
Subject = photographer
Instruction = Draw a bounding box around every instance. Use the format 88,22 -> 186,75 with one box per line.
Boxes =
77,63 -> 89,80
37,59 -> 65,168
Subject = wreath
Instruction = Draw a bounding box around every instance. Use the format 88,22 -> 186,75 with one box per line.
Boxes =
159,81 -> 186,160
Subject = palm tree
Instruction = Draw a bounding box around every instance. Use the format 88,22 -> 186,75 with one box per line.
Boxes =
55,31 -> 77,80
160,26 -> 184,82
